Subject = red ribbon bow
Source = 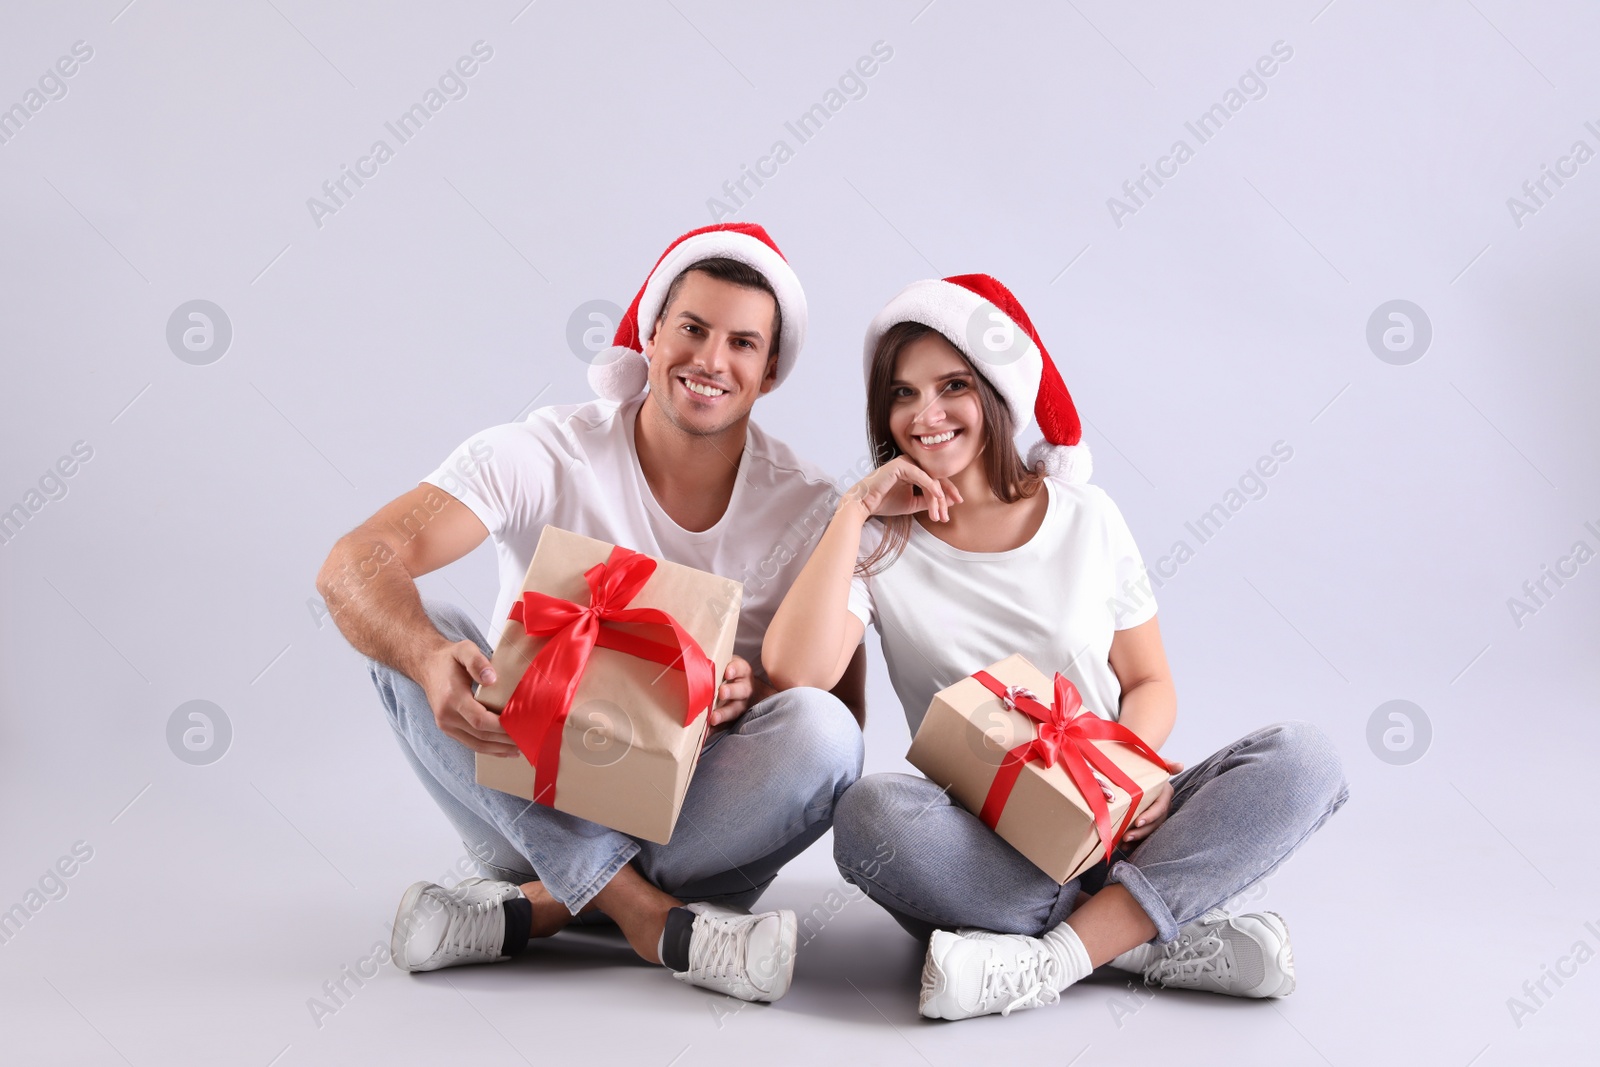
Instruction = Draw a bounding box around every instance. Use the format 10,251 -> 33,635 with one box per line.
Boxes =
499,546 -> 716,807
971,670 -> 1166,869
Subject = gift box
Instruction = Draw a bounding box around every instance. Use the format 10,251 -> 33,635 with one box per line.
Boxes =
906,654 -> 1169,884
473,525 -> 742,844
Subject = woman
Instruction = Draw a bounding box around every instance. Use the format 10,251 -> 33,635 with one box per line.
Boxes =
762,275 -> 1348,1021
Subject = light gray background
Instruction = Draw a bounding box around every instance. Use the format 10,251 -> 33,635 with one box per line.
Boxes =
3,1 -> 1597,1063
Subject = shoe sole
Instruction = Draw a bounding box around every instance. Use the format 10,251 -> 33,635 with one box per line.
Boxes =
917,930 -> 959,1019
1261,911 -> 1296,998
761,910 -> 800,1002
390,880 -> 435,973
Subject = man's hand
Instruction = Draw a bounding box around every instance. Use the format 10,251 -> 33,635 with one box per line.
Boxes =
417,639 -> 520,757
1120,760 -> 1184,846
707,654 -> 775,728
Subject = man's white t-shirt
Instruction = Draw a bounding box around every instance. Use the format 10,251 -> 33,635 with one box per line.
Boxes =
421,397 -> 840,685
846,477 -> 1158,733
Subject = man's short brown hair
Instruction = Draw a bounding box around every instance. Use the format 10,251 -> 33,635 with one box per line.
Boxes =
654,257 -> 782,361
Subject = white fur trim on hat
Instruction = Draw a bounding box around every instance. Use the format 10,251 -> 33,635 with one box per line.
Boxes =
862,279 -> 1040,434
587,346 -> 650,403
638,232 -> 807,387
1027,439 -> 1093,483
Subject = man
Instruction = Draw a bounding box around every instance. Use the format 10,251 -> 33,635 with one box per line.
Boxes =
318,223 -> 866,1004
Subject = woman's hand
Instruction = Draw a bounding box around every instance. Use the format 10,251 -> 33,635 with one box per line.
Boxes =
1120,760 -> 1184,846
840,456 -> 964,523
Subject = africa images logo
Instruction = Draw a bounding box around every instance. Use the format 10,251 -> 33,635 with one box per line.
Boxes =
305,41 -> 494,229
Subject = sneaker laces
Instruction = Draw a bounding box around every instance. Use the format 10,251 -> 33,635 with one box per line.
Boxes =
440,897 -> 504,959
686,913 -> 749,981
981,949 -> 1063,1016
1145,931 -> 1228,988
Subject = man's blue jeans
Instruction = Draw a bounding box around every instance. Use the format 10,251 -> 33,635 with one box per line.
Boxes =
832,721 -> 1348,943
370,599 -> 864,915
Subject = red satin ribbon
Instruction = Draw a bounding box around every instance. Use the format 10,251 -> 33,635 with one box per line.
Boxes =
971,670 -> 1166,868
498,545 -> 716,807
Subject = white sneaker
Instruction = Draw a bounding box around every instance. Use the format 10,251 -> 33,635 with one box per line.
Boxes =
919,929 -> 1064,1020
390,880 -> 509,973
1139,909 -> 1295,998
670,902 -> 797,1003
450,876 -> 524,906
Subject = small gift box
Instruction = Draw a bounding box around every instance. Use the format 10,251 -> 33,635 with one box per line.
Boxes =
473,525 -> 742,844
906,653 -> 1169,883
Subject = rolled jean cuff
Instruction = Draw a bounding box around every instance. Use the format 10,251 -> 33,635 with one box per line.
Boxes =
1043,881 -> 1081,934
1107,859 -> 1179,943
549,840 -> 640,916
478,857 -> 535,884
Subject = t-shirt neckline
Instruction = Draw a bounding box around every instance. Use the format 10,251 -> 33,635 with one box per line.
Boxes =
908,477 -> 1058,562
623,396 -> 750,542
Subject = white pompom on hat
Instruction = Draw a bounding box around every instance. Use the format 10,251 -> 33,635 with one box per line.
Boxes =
861,273 -> 1092,483
588,222 -> 807,402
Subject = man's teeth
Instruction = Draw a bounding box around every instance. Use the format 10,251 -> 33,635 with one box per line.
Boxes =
683,378 -> 726,397
917,431 -> 956,445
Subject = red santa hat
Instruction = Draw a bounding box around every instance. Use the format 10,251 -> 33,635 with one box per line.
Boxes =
588,222 -> 807,402
861,274 -> 1091,482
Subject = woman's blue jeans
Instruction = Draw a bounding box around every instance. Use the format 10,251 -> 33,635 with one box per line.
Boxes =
832,721 -> 1349,943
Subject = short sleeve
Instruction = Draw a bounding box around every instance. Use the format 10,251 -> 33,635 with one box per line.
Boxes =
1100,490 -> 1158,630
847,573 -> 875,629
419,423 -> 546,541
845,519 -> 886,629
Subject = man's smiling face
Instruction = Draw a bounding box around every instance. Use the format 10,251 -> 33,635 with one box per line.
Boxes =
642,269 -> 779,438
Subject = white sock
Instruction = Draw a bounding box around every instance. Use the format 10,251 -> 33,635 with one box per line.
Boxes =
1039,924 -> 1094,992
1110,941 -> 1159,974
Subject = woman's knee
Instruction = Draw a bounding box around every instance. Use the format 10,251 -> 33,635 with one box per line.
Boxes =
1261,720 -> 1348,806
832,773 -> 933,874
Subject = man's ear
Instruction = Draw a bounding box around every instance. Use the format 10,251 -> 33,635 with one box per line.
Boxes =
757,351 -> 780,395
642,321 -> 658,359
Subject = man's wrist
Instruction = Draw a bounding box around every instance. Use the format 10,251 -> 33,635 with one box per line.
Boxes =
400,632 -> 453,686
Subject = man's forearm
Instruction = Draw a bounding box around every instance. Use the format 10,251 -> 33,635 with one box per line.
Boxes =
317,533 -> 451,682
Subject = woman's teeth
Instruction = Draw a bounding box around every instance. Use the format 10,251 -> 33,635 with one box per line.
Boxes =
682,378 -> 726,397
916,430 -> 957,446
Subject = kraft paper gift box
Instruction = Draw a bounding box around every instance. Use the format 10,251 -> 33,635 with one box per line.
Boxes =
906,653 -> 1170,884
473,525 -> 742,844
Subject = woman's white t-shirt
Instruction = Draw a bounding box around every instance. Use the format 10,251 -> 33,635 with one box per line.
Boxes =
847,477 -> 1158,733
421,397 -> 840,686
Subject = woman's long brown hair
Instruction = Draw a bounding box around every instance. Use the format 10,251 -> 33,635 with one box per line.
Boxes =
856,321 -> 1044,577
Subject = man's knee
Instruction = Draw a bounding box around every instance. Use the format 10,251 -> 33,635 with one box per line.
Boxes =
762,686 -> 865,784
421,598 -> 490,654
366,652 -> 410,724
363,598 -> 485,686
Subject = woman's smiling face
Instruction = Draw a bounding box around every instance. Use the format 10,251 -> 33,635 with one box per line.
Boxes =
888,330 -> 986,480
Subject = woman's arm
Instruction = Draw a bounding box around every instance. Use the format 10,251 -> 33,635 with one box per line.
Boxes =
762,498 -> 869,691
1107,614 -> 1177,750
764,454 -> 960,691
